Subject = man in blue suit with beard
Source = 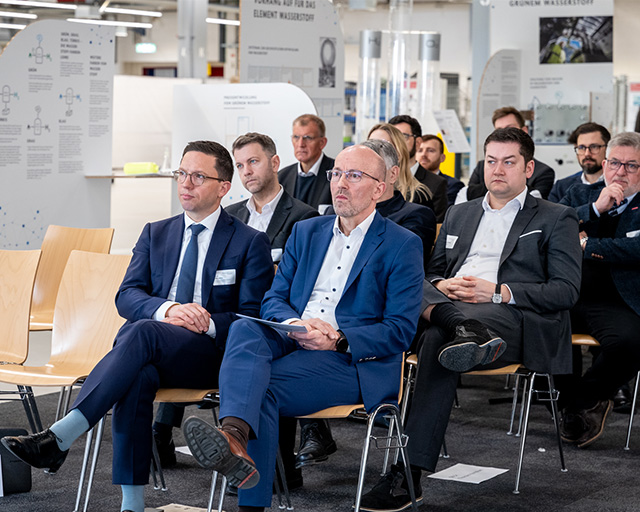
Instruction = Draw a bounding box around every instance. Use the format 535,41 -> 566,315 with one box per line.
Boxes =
182,143 -> 425,512
2,140 -> 274,512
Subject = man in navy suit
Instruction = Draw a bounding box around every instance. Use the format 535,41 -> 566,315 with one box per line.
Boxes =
182,144 -> 425,512
557,132 -> 640,447
278,114 -> 334,212
360,128 -> 581,512
548,122 -> 610,203
2,141 -> 274,512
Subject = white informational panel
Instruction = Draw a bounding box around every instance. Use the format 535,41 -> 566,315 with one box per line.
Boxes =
0,20 -> 114,249
239,0 -> 344,160
172,82 -> 317,211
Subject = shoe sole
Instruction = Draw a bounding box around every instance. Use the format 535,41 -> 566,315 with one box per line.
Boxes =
294,441 -> 338,469
438,337 -> 506,373
357,494 -> 424,512
182,417 -> 260,489
577,401 -> 613,449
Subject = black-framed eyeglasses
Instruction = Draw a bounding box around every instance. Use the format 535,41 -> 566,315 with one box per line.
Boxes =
607,159 -> 640,174
172,170 -> 226,187
291,135 -> 318,143
574,144 -> 606,154
399,132 -> 416,141
326,169 -> 380,183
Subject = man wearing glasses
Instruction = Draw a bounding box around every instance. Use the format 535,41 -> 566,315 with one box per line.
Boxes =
548,122 -> 610,203
557,132 -> 640,448
278,113 -> 334,212
2,141 -> 274,512
181,144 -> 424,512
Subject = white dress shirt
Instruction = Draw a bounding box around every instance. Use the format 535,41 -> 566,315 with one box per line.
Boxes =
246,185 -> 284,233
410,161 -> 419,177
297,153 -> 324,177
153,208 -> 221,337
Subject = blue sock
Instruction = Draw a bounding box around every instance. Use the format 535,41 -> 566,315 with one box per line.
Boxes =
121,484 -> 145,512
49,409 -> 90,451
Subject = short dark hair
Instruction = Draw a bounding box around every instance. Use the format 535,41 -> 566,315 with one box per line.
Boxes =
484,127 -> 535,164
492,106 -> 525,128
388,115 -> 422,138
232,132 -> 277,158
567,122 -> 611,146
293,114 -> 326,137
181,140 -> 234,182
421,134 -> 445,154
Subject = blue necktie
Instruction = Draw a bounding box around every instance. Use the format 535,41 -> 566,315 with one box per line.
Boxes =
175,224 -> 206,304
607,198 -> 628,217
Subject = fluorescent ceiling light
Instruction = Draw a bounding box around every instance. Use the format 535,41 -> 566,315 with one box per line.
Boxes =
0,0 -> 76,10
0,21 -> 25,28
66,18 -> 152,29
206,17 -> 239,26
135,42 -> 156,54
102,7 -> 162,17
0,9 -> 37,18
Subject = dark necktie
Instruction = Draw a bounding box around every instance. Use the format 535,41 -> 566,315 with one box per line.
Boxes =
175,223 -> 206,304
607,198 -> 628,217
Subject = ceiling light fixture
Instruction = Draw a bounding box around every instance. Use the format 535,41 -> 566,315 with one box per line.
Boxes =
0,0 -> 76,10
0,9 -> 36,18
102,7 -> 162,17
205,17 -> 240,26
0,21 -> 25,28
66,18 -> 153,29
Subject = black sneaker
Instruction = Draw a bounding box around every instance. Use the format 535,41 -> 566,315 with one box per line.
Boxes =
438,319 -> 506,372
359,464 -> 422,512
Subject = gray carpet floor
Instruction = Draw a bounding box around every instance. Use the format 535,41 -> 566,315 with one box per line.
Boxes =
1,375 -> 638,512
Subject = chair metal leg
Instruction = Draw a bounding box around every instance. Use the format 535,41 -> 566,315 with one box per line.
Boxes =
74,425 -> 95,512
546,374 -> 567,472
55,387 -> 67,422
217,476 -> 228,512
624,370 -> 640,451
275,447 -> 293,510
513,372 -> 535,494
392,408 -> 418,512
150,435 -> 168,491
82,416 -> 105,512
515,374 -> 528,438
440,437 -> 449,458
206,471 -> 218,512
507,374 -> 522,436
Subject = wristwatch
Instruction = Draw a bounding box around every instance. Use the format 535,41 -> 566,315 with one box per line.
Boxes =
580,236 -> 589,250
335,330 -> 349,353
492,283 -> 502,304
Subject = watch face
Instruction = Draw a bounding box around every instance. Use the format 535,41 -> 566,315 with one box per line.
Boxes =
492,293 -> 501,304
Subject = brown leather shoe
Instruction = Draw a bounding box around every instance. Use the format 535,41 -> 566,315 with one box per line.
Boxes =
182,416 -> 260,489
576,399 -> 613,448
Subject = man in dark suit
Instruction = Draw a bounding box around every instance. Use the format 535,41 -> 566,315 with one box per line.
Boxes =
2,141 -> 274,512
359,128 -> 582,512
389,114 -> 449,222
556,132 -> 640,448
466,106 -> 555,201
548,122 -> 610,203
278,114 -> 334,212
417,134 -> 465,206
182,144 -> 425,512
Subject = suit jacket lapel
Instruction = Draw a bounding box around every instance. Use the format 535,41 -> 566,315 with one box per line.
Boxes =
162,215 -> 185,297
265,192 -> 292,244
343,213 -> 384,294
201,209 -> 235,307
451,202 -> 484,276
310,155 -> 331,207
499,194 -> 538,266
234,202 -> 250,224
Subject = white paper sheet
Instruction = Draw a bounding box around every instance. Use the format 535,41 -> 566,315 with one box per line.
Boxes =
236,314 -> 308,333
427,463 -> 508,484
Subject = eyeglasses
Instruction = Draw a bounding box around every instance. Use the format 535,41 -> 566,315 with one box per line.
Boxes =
574,144 -> 606,154
291,135 -> 319,143
607,159 -> 639,174
399,132 -> 416,141
326,169 -> 380,183
172,169 -> 226,186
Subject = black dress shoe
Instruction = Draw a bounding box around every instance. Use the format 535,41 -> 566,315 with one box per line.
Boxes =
576,399 -> 613,448
153,431 -> 177,469
1,429 -> 69,474
295,420 -> 337,469
613,385 -> 633,414
438,319 -> 506,372
359,463 -> 423,512
560,409 -> 587,443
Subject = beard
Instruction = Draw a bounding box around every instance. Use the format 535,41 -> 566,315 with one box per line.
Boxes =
581,158 -> 603,175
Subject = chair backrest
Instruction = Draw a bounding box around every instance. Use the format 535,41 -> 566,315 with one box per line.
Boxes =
49,250 -> 130,369
0,250 -> 41,364
30,225 -> 114,329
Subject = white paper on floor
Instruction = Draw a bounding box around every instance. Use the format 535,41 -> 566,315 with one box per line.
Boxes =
427,463 -> 508,484
175,445 -> 193,456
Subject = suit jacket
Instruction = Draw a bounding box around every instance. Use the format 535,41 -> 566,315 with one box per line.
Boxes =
427,194 -> 582,374
414,165 -> 449,222
438,171 -> 465,206
115,208 -> 274,347
548,171 -> 582,203
560,182 -> 640,316
278,154 -> 334,210
467,159 -> 556,200
225,189 -> 319,258
261,213 -> 425,411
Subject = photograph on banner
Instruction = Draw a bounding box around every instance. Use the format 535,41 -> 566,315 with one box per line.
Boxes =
539,16 -> 613,65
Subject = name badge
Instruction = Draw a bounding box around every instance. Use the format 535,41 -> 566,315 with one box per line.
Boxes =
271,248 -> 283,263
446,235 -> 458,249
626,229 -> 640,239
214,269 -> 236,286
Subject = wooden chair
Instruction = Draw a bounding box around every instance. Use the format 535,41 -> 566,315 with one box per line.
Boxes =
0,251 -> 130,434
403,354 -> 566,495
0,249 -> 42,433
30,225 -> 114,331
572,334 -> 640,451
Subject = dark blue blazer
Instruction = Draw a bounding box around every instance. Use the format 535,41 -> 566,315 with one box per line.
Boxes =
115,208 -> 274,346
438,171 -> 465,206
548,171 -> 582,203
560,182 -> 640,316
260,213 -> 425,411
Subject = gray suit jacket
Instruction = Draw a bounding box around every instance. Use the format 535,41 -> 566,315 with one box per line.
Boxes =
278,154 -> 334,210
426,193 -> 582,374
225,189 -> 319,257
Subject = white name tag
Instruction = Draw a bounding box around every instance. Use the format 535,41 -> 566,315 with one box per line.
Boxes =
214,269 -> 236,286
446,235 -> 458,249
271,248 -> 283,262
626,229 -> 640,238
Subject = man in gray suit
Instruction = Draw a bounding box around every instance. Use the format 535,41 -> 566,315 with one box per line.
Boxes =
360,127 -> 582,512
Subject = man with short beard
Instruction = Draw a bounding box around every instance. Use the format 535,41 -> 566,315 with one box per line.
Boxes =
549,122 -> 610,203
